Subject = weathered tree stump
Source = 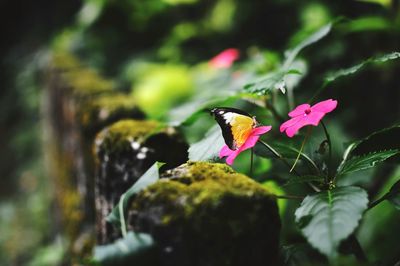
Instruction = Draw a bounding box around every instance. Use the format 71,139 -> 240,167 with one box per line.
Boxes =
127,161 -> 281,266
94,119 -> 188,244
43,52 -> 145,257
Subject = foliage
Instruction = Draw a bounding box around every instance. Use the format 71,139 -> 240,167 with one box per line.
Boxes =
294,186 -> 369,258
93,232 -> 156,266
188,125 -> 225,161
107,163 -> 160,231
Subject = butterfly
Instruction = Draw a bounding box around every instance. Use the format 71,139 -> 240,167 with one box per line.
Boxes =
210,107 -> 258,150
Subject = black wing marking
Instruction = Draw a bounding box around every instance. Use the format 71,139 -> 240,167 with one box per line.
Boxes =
210,107 -> 252,150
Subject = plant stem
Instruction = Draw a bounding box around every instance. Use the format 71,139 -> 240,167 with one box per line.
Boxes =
258,140 -> 320,192
258,140 -> 300,176
368,193 -> 389,210
250,148 -> 254,177
320,120 -> 332,181
346,234 -> 368,263
290,127 -> 312,172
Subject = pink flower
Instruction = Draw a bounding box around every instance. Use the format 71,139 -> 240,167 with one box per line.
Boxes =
209,48 -> 240,69
219,126 -> 272,165
280,99 -> 338,137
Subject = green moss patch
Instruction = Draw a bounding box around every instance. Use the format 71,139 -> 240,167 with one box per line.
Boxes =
95,119 -> 163,155
128,162 -> 281,266
78,94 -> 145,132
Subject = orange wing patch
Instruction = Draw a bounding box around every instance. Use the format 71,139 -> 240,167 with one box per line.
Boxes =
230,115 -> 254,148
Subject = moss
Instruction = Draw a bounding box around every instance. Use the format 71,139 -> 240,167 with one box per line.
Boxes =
78,94 -> 145,133
50,52 -> 114,97
50,51 -> 82,70
129,162 -> 280,266
48,144 -> 84,247
65,68 -> 114,96
94,119 -> 188,244
95,119 -> 163,155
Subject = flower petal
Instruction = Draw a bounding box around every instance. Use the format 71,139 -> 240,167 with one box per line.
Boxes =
240,134 -> 261,151
209,48 -> 240,69
305,111 -> 325,126
219,145 -> 234,158
311,99 -> 337,114
285,112 -> 325,137
251,126 -> 272,136
284,117 -> 307,137
280,116 -> 303,133
288,104 -> 311,117
225,149 -> 241,165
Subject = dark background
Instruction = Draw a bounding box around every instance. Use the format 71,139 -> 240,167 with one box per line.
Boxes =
1,0 -> 399,265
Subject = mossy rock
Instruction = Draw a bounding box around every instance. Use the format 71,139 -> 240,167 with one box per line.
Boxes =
128,162 -> 281,266
49,52 -> 114,97
49,51 -> 82,70
95,119 -> 188,243
65,68 -> 114,97
78,93 -> 145,134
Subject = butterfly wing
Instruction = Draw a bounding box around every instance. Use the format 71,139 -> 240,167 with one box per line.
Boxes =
210,107 -> 254,150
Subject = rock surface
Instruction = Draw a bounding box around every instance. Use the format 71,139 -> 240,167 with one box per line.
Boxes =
128,161 -> 281,266
43,51 -> 144,258
95,119 -> 188,244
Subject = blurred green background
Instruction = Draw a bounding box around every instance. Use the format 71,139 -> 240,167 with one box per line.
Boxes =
1,0 -> 400,265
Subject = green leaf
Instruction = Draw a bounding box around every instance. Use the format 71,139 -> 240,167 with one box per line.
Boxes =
106,163 -> 160,228
340,16 -> 391,32
337,150 -> 399,176
336,124 -> 400,178
243,69 -> 301,95
284,175 -> 324,186
388,194 -> 400,210
295,186 -> 369,258
244,23 -> 331,96
188,125 -> 225,161
254,138 -> 319,172
324,52 -> 400,85
348,124 -> 400,156
283,23 -> 332,68
168,94 -> 242,126
387,179 -> 400,210
356,0 -> 391,8
93,232 -> 157,266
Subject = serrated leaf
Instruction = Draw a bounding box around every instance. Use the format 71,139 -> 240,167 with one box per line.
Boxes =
338,150 -> 399,176
244,23 -> 330,96
324,52 -> 400,85
295,186 -> 369,258
93,232 -> 156,266
284,175 -> 324,186
336,124 -> 400,179
349,124 -> 400,156
107,163 -> 160,227
188,125 -> 225,161
244,70 -> 292,95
